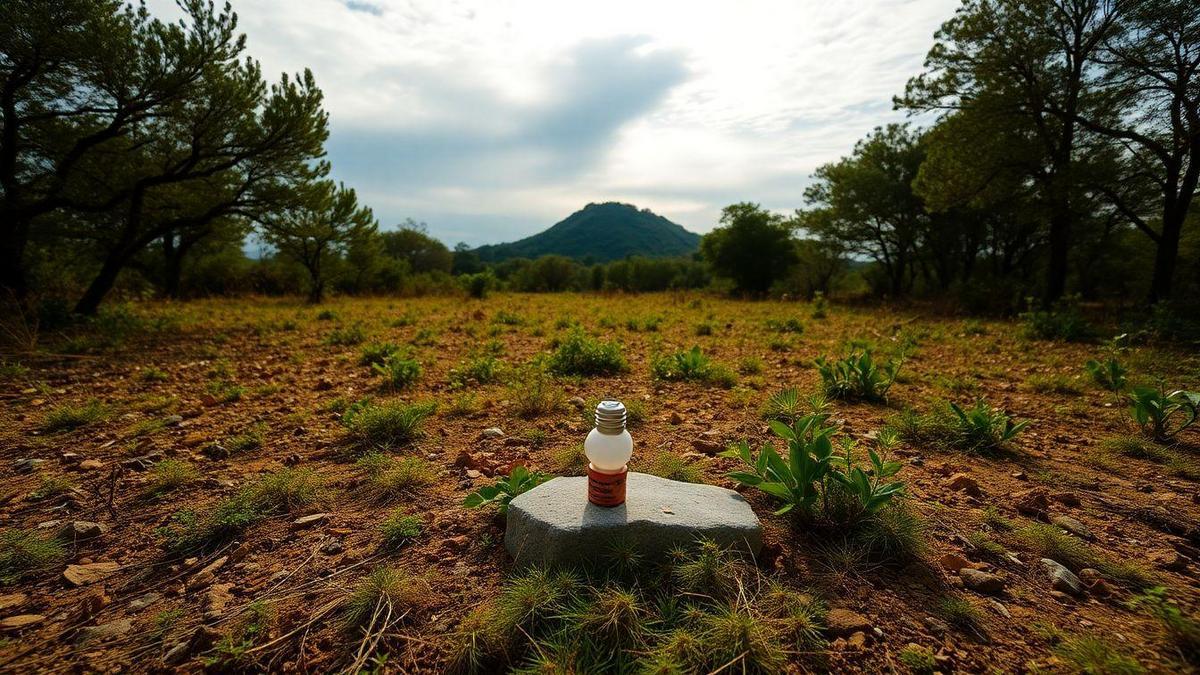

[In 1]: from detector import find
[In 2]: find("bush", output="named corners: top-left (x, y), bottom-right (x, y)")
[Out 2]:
top-left (380, 511), bottom-right (423, 551)
top-left (1020, 295), bottom-right (1093, 342)
top-left (324, 323), bottom-right (367, 346)
top-left (814, 349), bottom-right (900, 402)
top-left (1128, 386), bottom-right (1198, 442)
top-left (359, 342), bottom-right (401, 367)
top-left (547, 330), bottom-right (627, 377)
top-left (372, 354), bottom-right (422, 390)
top-left (448, 353), bottom-right (504, 388)
top-left (507, 367), bottom-right (564, 418)
top-left (0, 529), bottom-right (66, 585)
top-left (343, 401), bottom-right (437, 451)
top-left (42, 399), bottom-right (108, 433)
top-left (650, 347), bottom-right (737, 388)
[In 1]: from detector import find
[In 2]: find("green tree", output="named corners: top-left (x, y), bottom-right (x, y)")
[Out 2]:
top-left (700, 203), bottom-right (797, 295)
top-left (800, 125), bottom-right (926, 296)
top-left (259, 181), bottom-right (376, 303)
top-left (380, 220), bottom-right (452, 274)
top-left (897, 0), bottom-right (1120, 303)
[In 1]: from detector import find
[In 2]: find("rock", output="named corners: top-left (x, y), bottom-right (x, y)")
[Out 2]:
top-left (939, 553), bottom-right (977, 573)
top-left (187, 556), bottom-right (228, 590)
top-left (75, 618), bottom-right (132, 644)
top-left (163, 415), bottom-right (184, 427)
top-left (846, 631), bottom-right (868, 649)
top-left (0, 594), bottom-right (26, 612)
top-left (826, 608), bottom-right (872, 637)
top-left (57, 521), bottom-right (107, 542)
top-left (959, 568), bottom-right (1006, 595)
top-left (291, 513), bottom-right (330, 529)
top-left (568, 396), bottom-right (585, 409)
top-left (505, 472), bottom-right (762, 567)
top-left (314, 378), bottom-right (334, 391)
top-left (14, 458), bottom-right (47, 473)
top-left (670, 411), bottom-right (684, 425)
top-left (1041, 558), bottom-right (1083, 595)
top-left (1051, 491), bottom-right (1081, 507)
top-left (63, 562), bottom-right (119, 586)
top-left (163, 641), bottom-right (192, 665)
top-left (205, 583), bottom-right (235, 615)
top-left (1014, 488), bottom-right (1052, 518)
top-left (987, 599), bottom-right (1011, 618)
top-left (78, 459), bottom-right (104, 471)
top-left (321, 540), bottom-right (344, 555)
top-left (481, 427), bottom-right (504, 439)
top-left (128, 592), bottom-right (161, 612)
top-left (1051, 515), bottom-right (1094, 540)
top-left (947, 473), bottom-right (982, 497)
top-left (1078, 568), bottom-right (1112, 597)
top-left (691, 432), bottom-right (725, 455)
top-left (1, 614), bottom-right (44, 631)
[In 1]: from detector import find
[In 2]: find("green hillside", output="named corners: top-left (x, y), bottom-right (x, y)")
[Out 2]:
top-left (473, 202), bottom-right (701, 262)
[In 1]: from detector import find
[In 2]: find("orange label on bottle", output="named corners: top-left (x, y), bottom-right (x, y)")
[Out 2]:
top-left (587, 464), bottom-right (628, 507)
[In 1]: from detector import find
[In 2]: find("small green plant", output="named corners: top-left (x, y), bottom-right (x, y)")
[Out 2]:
top-left (1127, 587), bottom-right (1198, 663)
top-left (0, 529), bottom-right (66, 585)
top-left (640, 450), bottom-right (702, 483)
top-left (814, 349), bottom-right (901, 402)
top-left (765, 317), bottom-right (804, 333)
top-left (650, 346), bottom-right (737, 388)
top-left (810, 292), bottom-right (828, 319)
top-left (694, 321), bottom-right (714, 336)
top-left (1053, 635), bottom-right (1144, 675)
top-left (359, 342), bottom-right (400, 366)
top-left (380, 511), bottom-right (424, 550)
top-left (372, 354), bottom-right (422, 390)
top-left (947, 400), bottom-right (1029, 452)
top-left (30, 474), bottom-right (76, 500)
top-left (205, 379), bottom-right (245, 403)
top-left (936, 595), bottom-right (983, 633)
top-left (738, 355), bottom-right (764, 375)
top-left (1128, 386), bottom-right (1198, 442)
top-left (143, 460), bottom-right (198, 497)
top-left (449, 353), bottom-right (504, 388)
top-left (760, 386), bottom-right (803, 423)
top-left (343, 401), bottom-right (436, 451)
top-left (325, 323), bottom-right (367, 346)
top-left (1020, 295), bottom-right (1093, 342)
top-left (507, 366), bottom-right (564, 418)
top-left (550, 444), bottom-right (588, 475)
top-left (829, 429), bottom-right (906, 515)
top-left (356, 453), bottom-right (437, 501)
top-left (1085, 356), bottom-right (1127, 393)
top-left (343, 567), bottom-right (433, 629)
top-left (41, 399), bottom-right (108, 432)
top-left (463, 465), bottom-right (552, 515)
top-left (316, 309), bottom-right (337, 321)
top-left (899, 643), bottom-right (938, 673)
top-left (720, 415), bottom-right (838, 517)
top-left (547, 329), bottom-right (627, 377)
top-left (205, 601), bottom-right (273, 670)
top-left (1014, 523), bottom-right (1153, 588)
top-left (140, 367), bottom-right (169, 382)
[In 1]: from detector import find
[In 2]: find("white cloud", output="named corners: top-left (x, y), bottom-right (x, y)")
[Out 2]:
top-left (146, 0), bottom-right (958, 244)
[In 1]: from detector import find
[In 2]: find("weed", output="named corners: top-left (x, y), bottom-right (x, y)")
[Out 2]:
top-left (547, 329), bottom-right (627, 377)
top-left (1020, 296), bottom-right (1093, 342)
top-left (650, 346), bottom-right (737, 388)
top-left (697, 604), bottom-right (785, 672)
top-left (344, 567), bottom-right (433, 629)
top-left (1014, 524), bottom-right (1153, 588)
top-left (550, 445), bottom-right (588, 475)
top-left (464, 465), bottom-right (552, 515)
top-left (765, 316), bottom-right (804, 334)
top-left (1085, 356), bottom-right (1127, 393)
top-left (140, 367), bottom-right (169, 382)
top-left (205, 601), bottom-right (273, 670)
top-left (1053, 635), bottom-right (1144, 674)
top-left (372, 354), bottom-right (422, 390)
top-left (446, 392), bottom-right (481, 417)
top-left (811, 292), bottom-right (829, 319)
top-left (144, 460), bottom-right (198, 497)
top-left (1128, 386), bottom-right (1198, 442)
top-left (356, 453), bottom-right (437, 501)
top-left (359, 342), bottom-right (400, 366)
top-left (694, 321), bottom-right (714, 336)
top-left (946, 400), bottom-right (1028, 451)
top-left (449, 353), bottom-right (504, 388)
top-left (325, 324), bottom-right (367, 346)
top-left (640, 450), bottom-right (702, 483)
top-left (1127, 587), bottom-right (1198, 664)
top-left (508, 367), bottom-right (564, 418)
top-left (343, 400), bottom-right (436, 451)
top-left (42, 399), bottom-right (108, 432)
top-left (671, 539), bottom-right (748, 600)
top-left (815, 349), bottom-right (901, 402)
top-left (738, 355), bottom-right (764, 375)
top-left (899, 643), bottom-right (938, 673)
top-left (316, 309), bottom-right (337, 321)
top-left (30, 474), bottom-right (76, 500)
top-left (0, 529), bottom-right (66, 585)
top-left (936, 595), bottom-right (982, 633)
top-left (1026, 374), bottom-right (1082, 395)
top-left (205, 379), bottom-right (244, 403)
top-left (380, 511), bottom-right (424, 551)
top-left (760, 386), bottom-right (804, 424)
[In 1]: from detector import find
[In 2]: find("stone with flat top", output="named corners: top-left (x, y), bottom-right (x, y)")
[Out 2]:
top-left (505, 472), bottom-right (762, 567)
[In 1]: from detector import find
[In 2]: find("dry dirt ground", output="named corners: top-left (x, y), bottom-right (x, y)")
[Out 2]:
top-left (0, 293), bottom-right (1197, 673)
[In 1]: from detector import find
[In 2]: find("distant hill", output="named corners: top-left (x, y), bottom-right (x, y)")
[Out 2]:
top-left (473, 202), bottom-right (701, 263)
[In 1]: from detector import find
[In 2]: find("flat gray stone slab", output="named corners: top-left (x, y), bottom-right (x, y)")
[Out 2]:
top-left (505, 472), bottom-right (762, 568)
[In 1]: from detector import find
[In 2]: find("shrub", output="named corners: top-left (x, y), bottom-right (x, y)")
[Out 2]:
top-left (899, 643), bottom-right (938, 673)
top-left (507, 367), bottom-right (564, 418)
top-left (42, 399), bottom-right (108, 433)
top-left (359, 342), bottom-right (400, 366)
top-left (946, 400), bottom-right (1029, 452)
top-left (144, 460), bottom-right (198, 497)
top-left (356, 453), bottom-right (437, 501)
top-left (765, 317), bottom-right (804, 334)
top-left (650, 346), bottom-right (737, 388)
top-left (1085, 356), bottom-right (1127, 393)
top-left (0, 529), bottom-right (66, 585)
top-left (1128, 386), bottom-right (1198, 442)
top-left (760, 387), bottom-right (803, 423)
top-left (324, 323), bottom-right (367, 346)
top-left (449, 353), bottom-right (504, 388)
top-left (344, 567), bottom-right (433, 629)
top-left (140, 367), bottom-right (170, 382)
top-left (547, 330), bottom-right (627, 377)
top-left (641, 450), bottom-right (702, 483)
top-left (1020, 295), bottom-right (1093, 342)
top-left (343, 401), bottom-right (436, 451)
top-left (372, 354), bottom-right (422, 390)
top-left (380, 511), bottom-right (423, 551)
top-left (814, 349), bottom-right (900, 402)
top-left (463, 465), bottom-right (552, 515)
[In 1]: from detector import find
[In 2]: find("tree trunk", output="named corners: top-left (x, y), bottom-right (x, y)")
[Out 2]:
top-left (0, 222), bottom-right (28, 300)
top-left (1148, 206), bottom-right (1183, 303)
top-left (1046, 207), bottom-right (1070, 304)
top-left (74, 253), bottom-right (127, 316)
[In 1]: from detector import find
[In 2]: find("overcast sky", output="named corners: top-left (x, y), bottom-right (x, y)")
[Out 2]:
top-left (146, 0), bottom-right (958, 246)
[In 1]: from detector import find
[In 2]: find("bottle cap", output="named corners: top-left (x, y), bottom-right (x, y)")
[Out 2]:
top-left (593, 400), bottom-right (626, 434)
